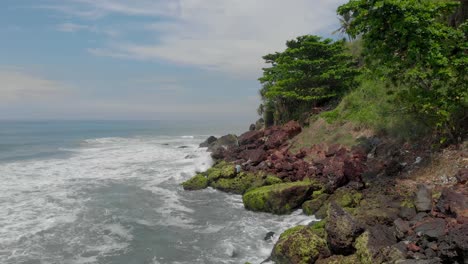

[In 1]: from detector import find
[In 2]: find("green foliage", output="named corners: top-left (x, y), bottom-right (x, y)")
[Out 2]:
top-left (259, 35), bottom-right (360, 124)
top-left (320, 78), bottom-right (430, 140)
top-left (338, 0), bottom-right (468, 142)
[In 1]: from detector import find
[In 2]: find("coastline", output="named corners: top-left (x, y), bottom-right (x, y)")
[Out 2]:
top-left (184, 120), bottom-right (468, 264)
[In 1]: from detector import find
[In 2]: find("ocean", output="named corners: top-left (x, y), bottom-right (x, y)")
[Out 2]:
top-left (0, 121), bottom-right (316, 264)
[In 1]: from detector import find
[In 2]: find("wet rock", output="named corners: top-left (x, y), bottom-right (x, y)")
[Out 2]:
top-left (414, 184), bottom-right (432, 212)
top-left (325, 202), bottom-right (364, 255)
top-left (242, 181), bottom-right (320, 214)
top-left (249, 123), bottom-right (256, 131)
top-left (181, 174), bottom-right (208, 190)
top-left (271, 225), bottom-right (330, 264)
top-left (199, 136), bottom-right (217, 148)
top-left (264, 231), bottom-right (275, 241)
top-left (178, 145), bottom-right (189, 149)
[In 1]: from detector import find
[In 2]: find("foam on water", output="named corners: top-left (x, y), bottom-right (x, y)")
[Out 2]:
top-left (0, 134), bottom-right (317, 264)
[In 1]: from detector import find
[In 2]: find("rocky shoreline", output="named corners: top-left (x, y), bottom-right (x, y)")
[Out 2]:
top-left (182, 121), bottom-right (468, 264)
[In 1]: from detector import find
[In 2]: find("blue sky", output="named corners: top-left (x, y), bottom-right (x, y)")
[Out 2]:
top-left (0, 0), bottom-right (347, 122)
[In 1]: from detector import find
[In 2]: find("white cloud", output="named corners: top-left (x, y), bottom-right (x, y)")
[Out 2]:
top-left (49, 0), bottom-right (346, 77)
top-left (0, 69), bottom-right (70, 102)
top-left (57, 22), bottom-right (90, 32)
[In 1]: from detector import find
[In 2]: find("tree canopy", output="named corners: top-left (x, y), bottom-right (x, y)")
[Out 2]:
top-left (259, 35), bottom-right (360, 124)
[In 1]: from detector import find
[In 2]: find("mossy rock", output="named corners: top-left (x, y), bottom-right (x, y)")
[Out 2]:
top-left (265, 175), bottom-right (283, 185)
top-left (205, 161), bottom-right (236, 182)
top-left (303, 193), bottom-right (330, 216)
top-left (309, 220), bottom-right (327, 239)
top-left (210, 172), bottom-right (264, 194)
top-left (271, 225), bottom-right (330, 264)
top-left (242, 180), bottom-right (321, 214)
top-left (332, 188), bottom-right (362, 208)
top-left (355, 231), bottom-right (373, 264)
top-left (181, 174), bottom-right (208, 190)
top-left (316, 254), bottom-right (359, 264)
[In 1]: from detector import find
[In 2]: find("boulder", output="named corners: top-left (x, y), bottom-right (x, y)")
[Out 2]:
top-left (240, 148), bottom-right (267, 166)
top-left (271, 225), bottom-right (330, 264)
top-left (436, 185), bottom-right (468, 218)
top-left (255, 118), bottom-right (265, 130)
top-left (414, 184), bottom-right (433, 212)
top-left (181, 174), bottom-right (208, 190)
top-left (413, 218), bottom-right (447, 239)
top-left (302, 193), bottom-right (329, 216)
top-left (265, 130), bottom-right (290, 149)
top-left (205, 161), bottom-right (237, 182)
top-left (238, 130), bottom-right (264, 145)
top-left (249, 123), bottom-right (256, 131)
top-left (325, 202), bottom-right (364, 255)
top-left (199, 136), bottom-right (217, 148)
top-left (242, 180), bottom-right (320, 214)
top-left (208, 134), bottom-right (238, 152)
top-left (354, 225), bottom-right (399, 264)
top-left (456, 168), bottom-right (468, 185)
top-left (209, 172), bottom-right (264, 194)
top-left (282, 120), bottom-right (302, 138)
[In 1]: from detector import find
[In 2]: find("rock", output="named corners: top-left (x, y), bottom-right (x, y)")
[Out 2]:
top-left (255, 118), bottom-right (265, 130)
top-left (208, 134), bottom-right (238, 152)
top-left (264, 231), bottom-right (275, 241)
top-left (240, 148), bottom-right (267, 166)
top-left (325, 202), bottom-right (364, 255)
top-left (445, 222), bottom-right (468, 262)
top-left (211, 147), bottom-right (226, 160)
top-left (249, 123), bottom-right (256, 131)
top-left (238, 130), bottom-right (264, 145)
top-left (414, 184), bottom-right (433, 212)
top-left (282, 120), bottom-right (302, 138)
top-left (315, 254), bottom-right (359, 264)
top-left (456, 168), bottom-right (468, 185)
top-left (265, 130), bottom-right (290, 149)
top-left (184, 154), bottom-right (197, 159)
top-left (271, 225), bottom-right (330, 264)
top-left (302, 193), bottom-right (329, 216)
top-left (205, 161), bottom-right (237, 182)
top-left (414, 218), bottom-right (446, 239)
top-left (178, 145), bottom-right (189, 149)
top-left (242, 180), bottom-right (320, 214)
top-left (181, 174), bottom-right (208, 190)
top-left (394, 218), bottom-right (411, 239)
top-left (354, 225), bottom-right (398, 264)
top-left (210, 172), bottom-right (264, 194)
top-left (436, 185), bottom-right (468, 218)
top-left (355, 194), bottom-right (400, 226)
top-left (199, 136), bottom-right (217, 148)
top-left (395, 260), bottom-right (441, 264)
top-left (399, 206), bottom-right (417, 220)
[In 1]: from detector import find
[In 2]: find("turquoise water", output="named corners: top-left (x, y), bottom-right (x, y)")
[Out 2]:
top-left (0, 121), bottom-right (316, 264)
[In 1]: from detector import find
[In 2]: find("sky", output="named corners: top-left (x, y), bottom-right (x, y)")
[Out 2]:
top-left (0, 0), bottom-right (347, 122)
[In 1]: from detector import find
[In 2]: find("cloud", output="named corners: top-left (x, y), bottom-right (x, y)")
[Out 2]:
top-left (48, 0), bottom-right (347, 77)
top-left (57, 22), bottom-right (90, 32)
top-left (0, 68), bottom-right (70, 102)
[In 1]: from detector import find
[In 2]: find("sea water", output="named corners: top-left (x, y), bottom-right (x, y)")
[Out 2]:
top-left (0, 121), bottom-right (317, 264)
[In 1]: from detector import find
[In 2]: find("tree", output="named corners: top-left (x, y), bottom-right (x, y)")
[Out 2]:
top-left (333, 11), bottom-right (354, 41)
top-left (338, 0), bottom-right (468, 143)
top-left (259, 35), bottom-right (360, 124)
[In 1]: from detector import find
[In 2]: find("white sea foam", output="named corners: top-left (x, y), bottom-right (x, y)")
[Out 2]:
top-left (0, 135), bottom-right (210, 263)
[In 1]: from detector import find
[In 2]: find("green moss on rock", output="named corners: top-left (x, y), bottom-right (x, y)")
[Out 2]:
top-left (316, 254), bottom-right (359, 264)
top-left (355, 231), bottom-right (373, 264)
top-left (181, 174), bottom-right (208, 190)
top-left (242, 180), bottom-right (320, 214)
top-left (210, 172), bottom-right (264, 194)
top-left (265, 175), bottom-right (283, 185)
top-left (205, 161), bottom-right (236, 182)
top-left (302, 193), bottom-right (329, 216)
top-left (271, 225), bottom-right (330, 264)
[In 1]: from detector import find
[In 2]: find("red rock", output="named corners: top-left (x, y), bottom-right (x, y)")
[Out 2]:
top-left (238, 130), bottom-right (264, 145)
top-left (282, 120), bottom-right (302, 138)
top-left (436, 185), bottom-right (468, 218)
top-left (407, 243), bottom-right (421, 252)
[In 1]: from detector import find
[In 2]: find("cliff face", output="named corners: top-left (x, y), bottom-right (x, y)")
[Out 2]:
top-left (189, 120), bottom-right (468, 263)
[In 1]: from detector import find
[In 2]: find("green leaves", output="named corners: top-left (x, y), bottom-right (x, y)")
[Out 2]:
top-left (338, 0), bottom-right (467, 143)
top-left (259, 35), bottom-right (360, 124)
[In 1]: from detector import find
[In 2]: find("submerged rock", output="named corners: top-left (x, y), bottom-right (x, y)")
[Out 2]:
top-left (242, 180), bottom-right (320, 214)
top-left (271, 225), bottom-right (330, 264)
top-left (264, 231), bottom-right (275, 241)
